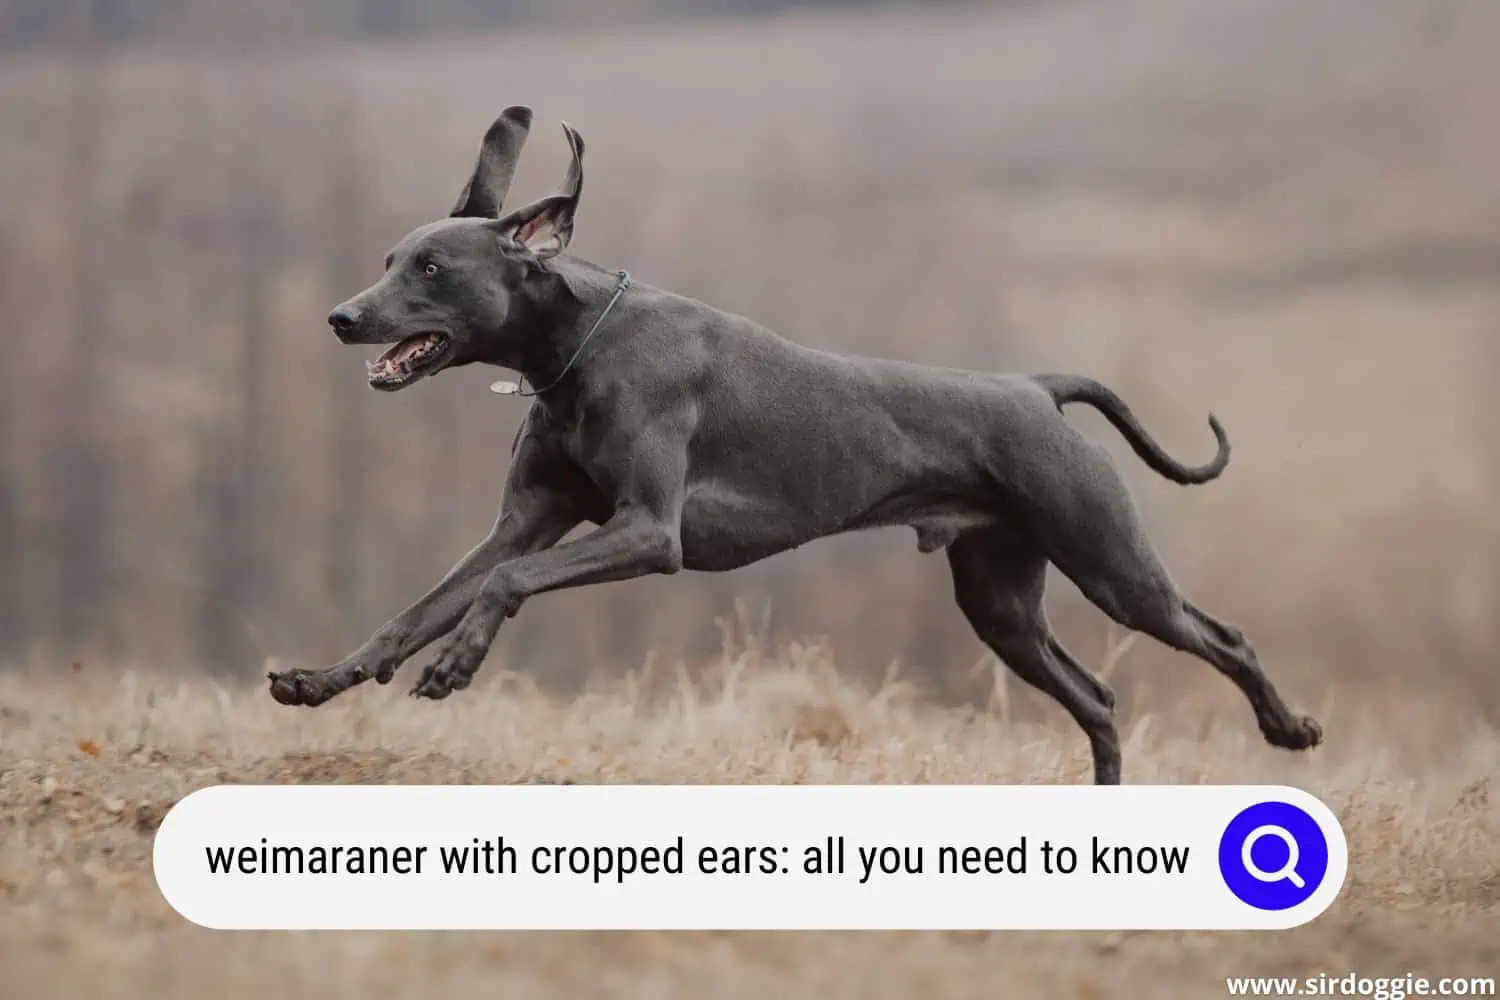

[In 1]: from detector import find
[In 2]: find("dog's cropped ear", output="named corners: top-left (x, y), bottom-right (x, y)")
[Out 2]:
top-left (450, 106), bottom-right (533, 219)
top-left (490, 122), bottom-right (584, 259)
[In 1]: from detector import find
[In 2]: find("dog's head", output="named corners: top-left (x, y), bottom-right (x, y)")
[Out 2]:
top-left (327, 106), bottom-right (585, 391)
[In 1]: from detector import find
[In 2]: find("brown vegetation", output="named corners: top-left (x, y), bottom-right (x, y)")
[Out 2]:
top-left (2, 661), bottom-right (1497, 998)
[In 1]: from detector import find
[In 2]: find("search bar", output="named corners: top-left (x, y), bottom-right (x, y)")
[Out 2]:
top-left (152, 783), bottom-right (1348, 931)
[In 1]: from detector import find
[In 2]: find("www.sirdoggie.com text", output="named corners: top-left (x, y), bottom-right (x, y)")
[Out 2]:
top-left (204, 835), bottom-right (1191, 885)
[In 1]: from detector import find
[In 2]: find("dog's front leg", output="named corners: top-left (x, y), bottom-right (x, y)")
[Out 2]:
top-left (410, 507), bottom-right (681, 700)
top-left (268, 476), bottom-right (581, 707)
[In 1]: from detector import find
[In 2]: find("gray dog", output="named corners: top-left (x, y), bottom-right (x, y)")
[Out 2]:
top-left (268, 106), bottom-right (1322, 784)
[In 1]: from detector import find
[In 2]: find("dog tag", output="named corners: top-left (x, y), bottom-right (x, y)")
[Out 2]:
top-left (489, 380), bottom-right (522, 396)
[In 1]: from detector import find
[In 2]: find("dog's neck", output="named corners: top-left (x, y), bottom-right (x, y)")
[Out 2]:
top-left (482, 258), bottom-right (623, 395)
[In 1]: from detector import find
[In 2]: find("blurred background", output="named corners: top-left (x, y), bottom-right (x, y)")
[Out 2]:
top-left (1, 0), bottom-right (1497, 718)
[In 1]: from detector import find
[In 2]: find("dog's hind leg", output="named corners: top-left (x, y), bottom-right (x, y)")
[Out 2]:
top-left (948, 527), bottom-right (1122, 785)
top-left (1026, 439), bottom-right (1322, 754)
top-left (1169, 598), bottom-right (1322, 750)
top-left (1047, 635), bottom-right (1116, 712)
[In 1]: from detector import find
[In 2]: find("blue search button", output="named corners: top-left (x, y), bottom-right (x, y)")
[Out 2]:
top-left (1218, 800), bottom-right (1330, 911)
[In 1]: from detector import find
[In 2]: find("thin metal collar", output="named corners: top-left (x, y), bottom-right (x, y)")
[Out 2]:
top-left (489, 269), bottom-right (633, 398)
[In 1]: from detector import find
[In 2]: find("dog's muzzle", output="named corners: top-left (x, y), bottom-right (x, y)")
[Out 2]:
top-left (328, 304), bottom-right (365, 344)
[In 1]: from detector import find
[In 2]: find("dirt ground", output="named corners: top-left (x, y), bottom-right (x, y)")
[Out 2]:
top-left (2, 659), bottom-right (1496, 999)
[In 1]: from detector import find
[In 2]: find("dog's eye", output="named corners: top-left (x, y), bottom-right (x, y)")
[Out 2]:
top-left (424, 263), bottom-right (441, 277)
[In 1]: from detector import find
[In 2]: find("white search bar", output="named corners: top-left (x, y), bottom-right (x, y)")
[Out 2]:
top-left (152, 783), bottom-right (1348, 931)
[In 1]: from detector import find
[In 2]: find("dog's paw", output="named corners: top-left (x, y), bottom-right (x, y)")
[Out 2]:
top-left (1264, 714), bottom-right (1323, 752)
top-left (409, 645), bottom-right (482, 701)
top-left (409, 662), bottom-right (474, 701)
top-left (1289, 715), bottom-right (1323, 750)
top-left (409, 662), bottom-right (454, 701)
top-left (410, 619), bottom-right (495, 701)
top-left (267, 668), bottom-right (341, 707)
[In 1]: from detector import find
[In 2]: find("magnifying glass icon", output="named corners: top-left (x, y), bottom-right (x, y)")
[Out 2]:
top-left (1240, 824), bottom-right (1304, 888)
top-left (1221, 800), bottom-right (1332, 911)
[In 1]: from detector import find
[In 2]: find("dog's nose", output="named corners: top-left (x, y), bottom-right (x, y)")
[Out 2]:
top-left (328, 305), bottom-right (362, 339)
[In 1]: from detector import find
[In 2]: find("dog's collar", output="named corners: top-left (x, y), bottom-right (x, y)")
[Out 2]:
top-left (490, 269), bottom-right (632, 398)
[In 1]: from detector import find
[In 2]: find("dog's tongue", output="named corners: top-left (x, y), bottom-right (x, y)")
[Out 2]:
top-left (378, 335), bottom-right (430, 366)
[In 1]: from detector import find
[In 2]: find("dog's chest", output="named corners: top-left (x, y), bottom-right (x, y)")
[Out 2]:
top-left (546, 406), bottom-right (632, 504)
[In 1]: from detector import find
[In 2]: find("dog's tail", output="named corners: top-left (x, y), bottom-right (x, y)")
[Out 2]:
top-left (1033, 374), bottom-right (1230, 485)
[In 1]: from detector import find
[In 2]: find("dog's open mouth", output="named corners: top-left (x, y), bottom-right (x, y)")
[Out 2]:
top-left (366, 332), bottom-right (452, 390)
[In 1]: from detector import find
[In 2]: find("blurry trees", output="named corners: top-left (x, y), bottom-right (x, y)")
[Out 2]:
top-left (320, 98), bottom-right (374, 660)
top-left (0, 234), bottom-right (18, 659)
top-left (196, 154), bottom-right (276, 670)
top-left (193, 6), bottom-right (296, 668)
top-left (0, 0), bottom-right (945, 50)
top-left (50, 0), bottom-right (112, 655)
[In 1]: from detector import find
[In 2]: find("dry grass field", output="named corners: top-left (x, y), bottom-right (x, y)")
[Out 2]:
top-left (1, 657), bottom-right (1498, 999)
